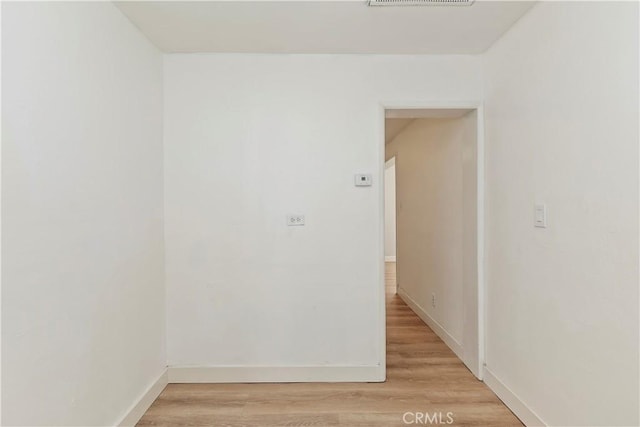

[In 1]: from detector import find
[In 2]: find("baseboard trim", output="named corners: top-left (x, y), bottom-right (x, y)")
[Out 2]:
top-left (385, 256), bottom-right (396, 262)
top-left (397, 287), bottom-right (463, 360)
top-left (116, 369), bottom-right (168, 427)
top-left (483, 367), bottom-right (547, 427)
top-left (168, 365), bottom-right (384, 383)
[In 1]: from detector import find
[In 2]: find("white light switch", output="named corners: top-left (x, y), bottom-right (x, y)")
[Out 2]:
top-left (355, 174), bottom-right (372, 187)
top-left (534, 204), bottom-right (547, 228)
top-left (287, 215), bottom-right (305, 226)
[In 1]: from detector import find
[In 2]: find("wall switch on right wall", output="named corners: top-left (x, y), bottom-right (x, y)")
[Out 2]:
top-left (534, 204), bottom-right (547, 228)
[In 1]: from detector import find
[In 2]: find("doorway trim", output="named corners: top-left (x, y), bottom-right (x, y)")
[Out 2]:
top-left (378, 101), bottom-right (485, 380)
top-left (384, 157), bottom-right (397, 264)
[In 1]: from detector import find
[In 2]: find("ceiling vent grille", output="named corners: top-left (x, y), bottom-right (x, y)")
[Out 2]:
top-left (369, 0), bottom-right (474, 6)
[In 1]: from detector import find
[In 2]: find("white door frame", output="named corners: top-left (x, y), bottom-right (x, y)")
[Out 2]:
top-left (384, 157), bottom-right (397, 264)
top-left (377, 101), bottom-right (485, 381)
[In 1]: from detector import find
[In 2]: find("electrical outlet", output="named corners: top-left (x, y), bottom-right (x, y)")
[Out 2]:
top-left (287, 215), bottom-right (305, 226)
top-left (431, 293), bottom-right (436, 308)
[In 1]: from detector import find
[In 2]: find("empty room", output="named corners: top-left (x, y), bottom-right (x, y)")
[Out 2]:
top-left (2, 1), bottom-right (638, 426)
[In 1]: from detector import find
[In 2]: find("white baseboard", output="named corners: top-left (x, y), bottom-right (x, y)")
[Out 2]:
top-left (117, 369), bottom-right (168, 427)
top-left (397, 287), bottom-right (464, 360)
top-left (483, 367), bottom-right (546, 427)
top-left (385, 256), bottom-right (396, 262)
top-left (168, 365), bottom-right (384, 383)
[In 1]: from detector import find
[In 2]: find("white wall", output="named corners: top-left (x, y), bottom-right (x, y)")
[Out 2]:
top-left (164, 54), bottom-right (481, 375)
top-left (483, 2), bottom-right (639, 426)
top-left (2, 3), bottom-right (165, 425)
top-left (384, 158), bottom-right (396, 260)
top-left (385, 115), bottom-right (477, 370)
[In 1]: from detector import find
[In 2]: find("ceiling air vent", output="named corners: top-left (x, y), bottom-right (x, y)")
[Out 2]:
top-left (369, 0), bottom-right (474, 6)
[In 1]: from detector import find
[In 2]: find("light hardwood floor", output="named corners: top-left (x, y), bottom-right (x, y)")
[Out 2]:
top-left (138, 263), bottom-right (522, 426)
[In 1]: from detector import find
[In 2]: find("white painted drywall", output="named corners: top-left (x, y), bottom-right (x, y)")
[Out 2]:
top-left (385, 115), bottom-right (477, 360)
top-left (2, 3), bottom-right (165, 425)
top-left (460, 110), bottom-right (480, 378)
top-left (483, 2), bottom-right (639, 425)
top-left (384, 158), bottom-right (396, 260)
top-left (163, 54), bottom-right (482, 372)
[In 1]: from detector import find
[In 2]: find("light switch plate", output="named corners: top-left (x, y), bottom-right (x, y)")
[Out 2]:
top-left (355, 174), bottom-right (372, 187)
top-left (534, 204), bottom-right (547, 228)
top-left (287, 215), bottom-right (305, 226)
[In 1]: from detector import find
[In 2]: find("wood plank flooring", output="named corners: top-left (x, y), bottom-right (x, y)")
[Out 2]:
top-left (138, 263), bottom-right (522, 426)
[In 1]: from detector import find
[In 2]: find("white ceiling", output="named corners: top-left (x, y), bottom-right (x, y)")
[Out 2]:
top-left (115, 1), bottom-right (535, 54)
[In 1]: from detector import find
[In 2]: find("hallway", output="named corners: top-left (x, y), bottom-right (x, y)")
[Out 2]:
top-left (137, 263), bottom-right (521, 426)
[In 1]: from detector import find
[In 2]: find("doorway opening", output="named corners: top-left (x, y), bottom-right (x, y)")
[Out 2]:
top-left (382, 106), bottom-right (484, 380)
